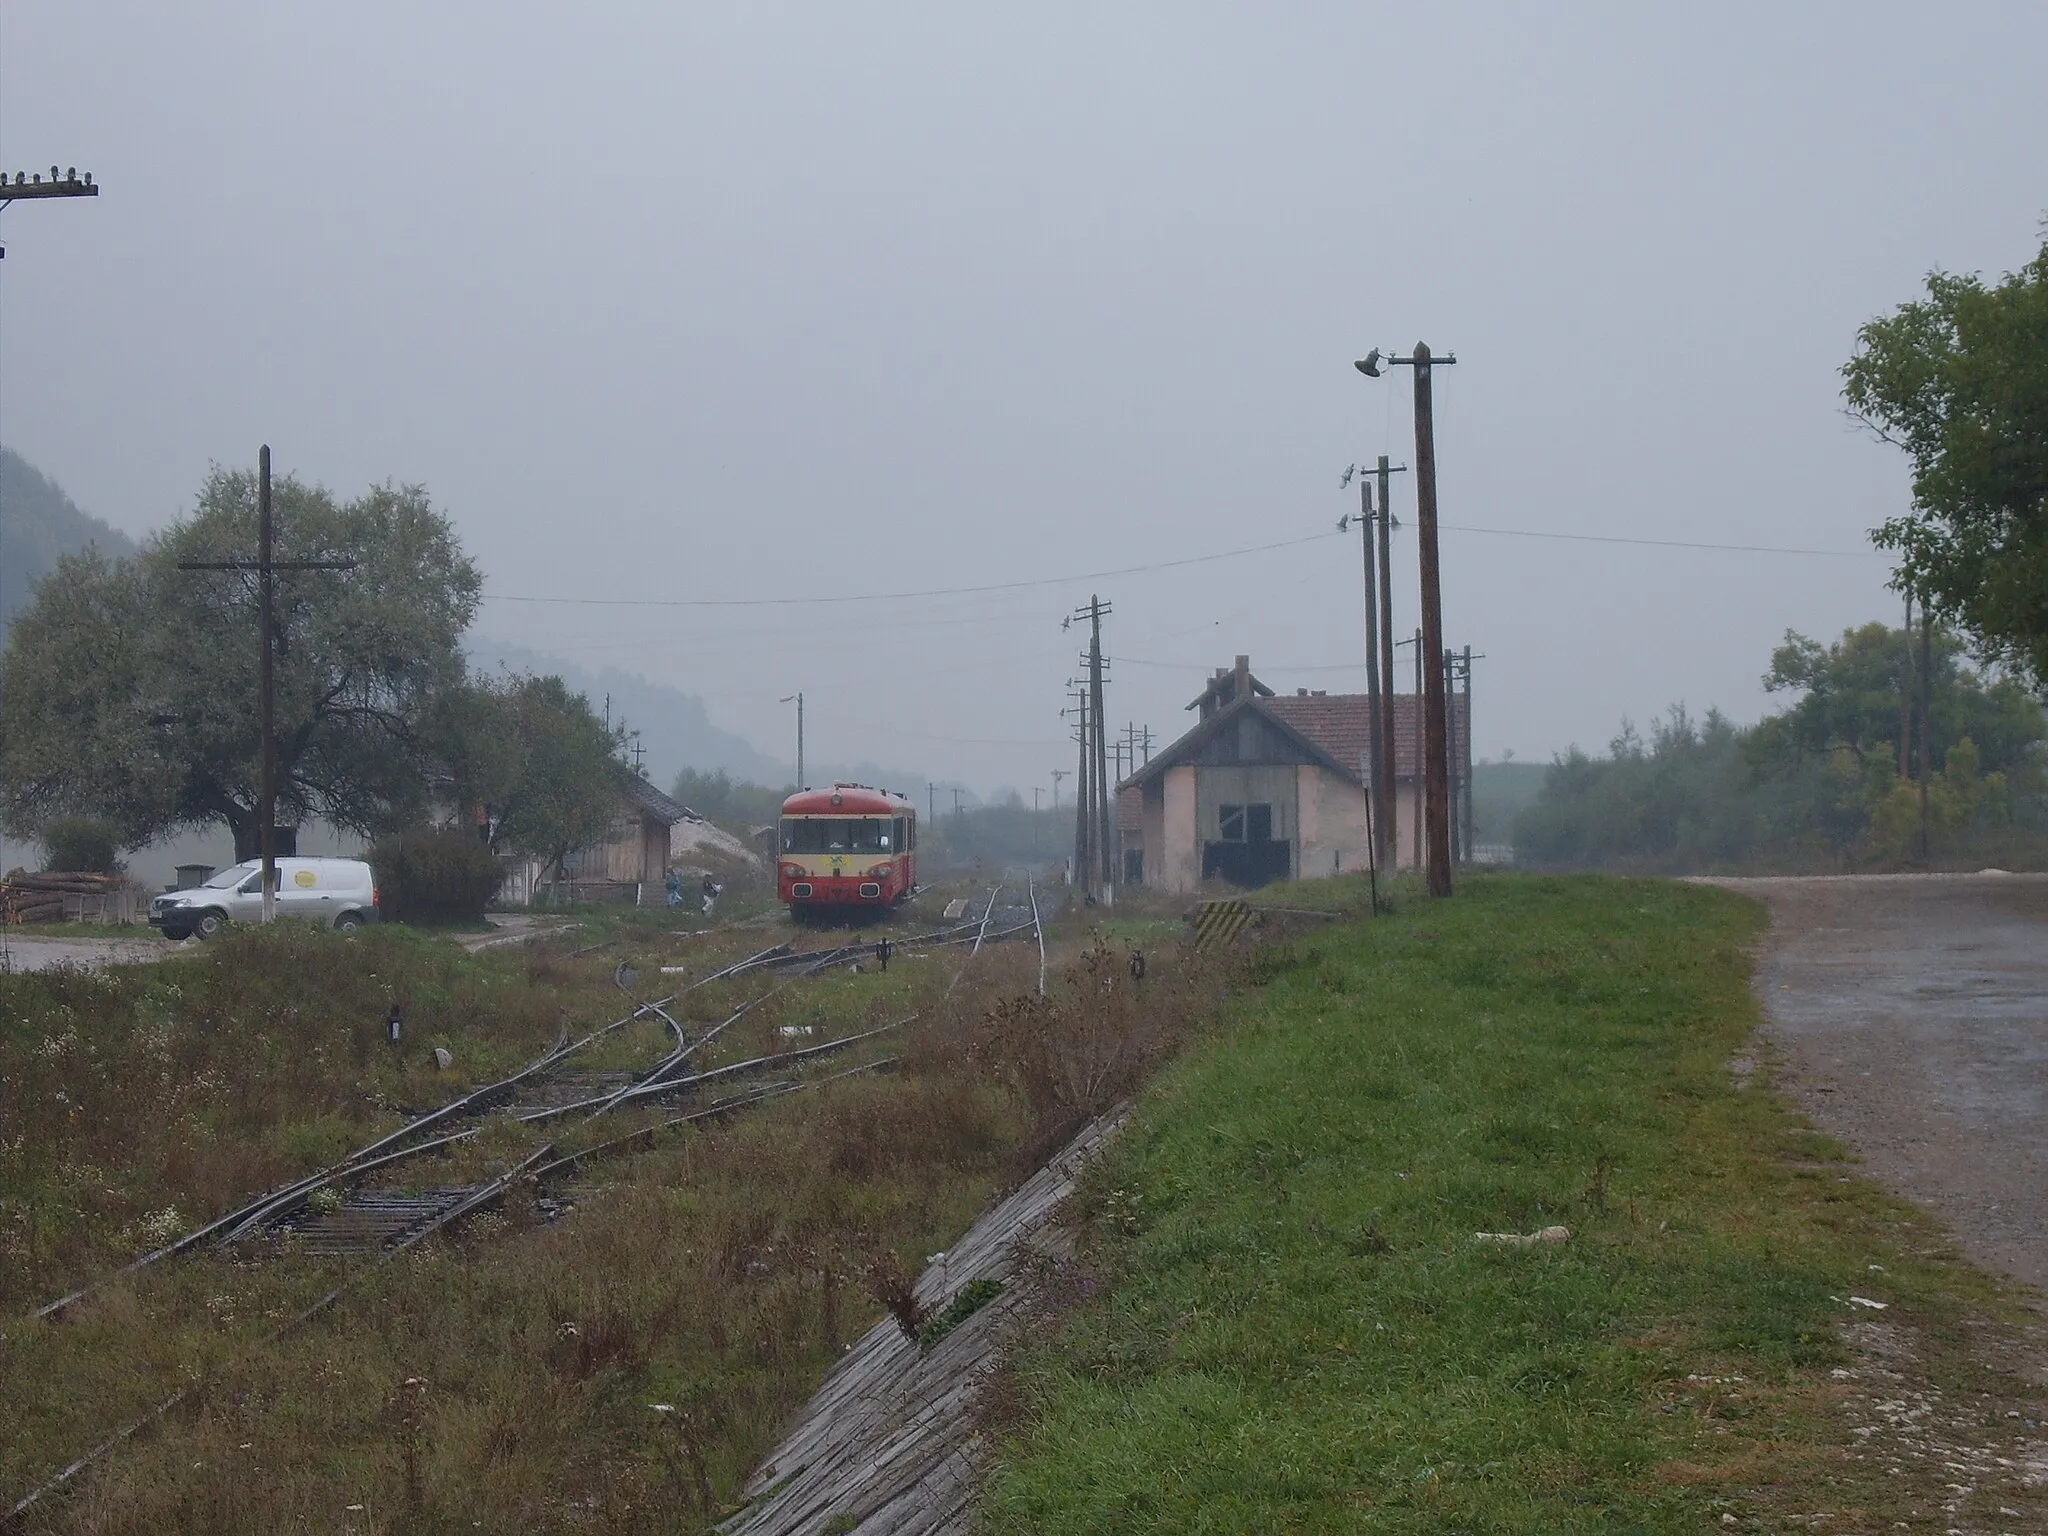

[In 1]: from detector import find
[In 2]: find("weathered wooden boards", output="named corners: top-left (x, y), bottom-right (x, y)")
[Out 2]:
top-left (1, 869), bottom-right (133, 924)
top-left (722, 1109), bottom-right (1125, 1536)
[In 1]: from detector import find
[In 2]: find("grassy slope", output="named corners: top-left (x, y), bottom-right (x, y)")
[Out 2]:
top-left (983, 875), bottom-right (2032, 1533)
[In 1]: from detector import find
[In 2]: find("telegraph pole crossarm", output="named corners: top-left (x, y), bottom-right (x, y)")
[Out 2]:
top-left (177, 446), bottom-right (356, 922)
top-left (0, 168), bottom-right (99, 204)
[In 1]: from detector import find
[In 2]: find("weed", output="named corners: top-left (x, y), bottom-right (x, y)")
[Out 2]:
top-left (917, 1277), bottom-right (1005, 1349)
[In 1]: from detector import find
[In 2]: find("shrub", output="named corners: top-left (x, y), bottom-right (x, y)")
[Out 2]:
top-left (368, 827), bottom-right (503, 924)
top-left (40, 817), bottom-right (122, 874)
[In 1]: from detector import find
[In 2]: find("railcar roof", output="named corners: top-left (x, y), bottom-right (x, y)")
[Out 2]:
top-left (780, 783), bottom-right (914, 816)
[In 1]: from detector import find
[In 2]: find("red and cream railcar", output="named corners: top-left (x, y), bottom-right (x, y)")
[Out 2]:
top-left (777, 783), bottom-right (918, 913)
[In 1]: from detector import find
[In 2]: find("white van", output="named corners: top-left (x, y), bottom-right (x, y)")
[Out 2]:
top-left (149, 857), bottom-right (379, 940)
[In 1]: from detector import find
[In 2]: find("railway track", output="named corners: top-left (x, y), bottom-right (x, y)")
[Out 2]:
top-left (7, 888), bottom-right (1051, 1523)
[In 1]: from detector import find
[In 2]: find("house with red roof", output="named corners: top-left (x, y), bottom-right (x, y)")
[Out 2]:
top-left (1116, 655), bottom-right (1467, 893)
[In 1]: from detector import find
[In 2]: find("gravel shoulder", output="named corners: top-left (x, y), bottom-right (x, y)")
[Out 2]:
top-left (1707, 872), bottom-right (2048, 1293)
top-left (0, 934), bottom-right (179, 971)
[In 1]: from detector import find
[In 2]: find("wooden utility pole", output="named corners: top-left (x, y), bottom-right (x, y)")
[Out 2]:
top-left (1050, 768), bottom-right (1068, 811)
top-left (178, 447), bottom-right (355, 920)
top-left (1384, 345), bottom-right (1457, 896)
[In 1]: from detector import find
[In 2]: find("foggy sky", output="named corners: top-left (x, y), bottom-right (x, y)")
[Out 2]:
top-left (4, 2), bottom-right (2044, 799)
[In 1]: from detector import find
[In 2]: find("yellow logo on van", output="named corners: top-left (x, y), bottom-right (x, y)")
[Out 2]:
top-left (293, 869), bottom-right (317, 888)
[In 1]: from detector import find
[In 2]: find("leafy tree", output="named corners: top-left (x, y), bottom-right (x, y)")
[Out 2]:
top-left (470, 674), bottom-right (621, 899)
top-left (1752, 621), bottom-right (2045, 778)
top-left (1517, 619), bottom-right (2048, 872)
top-left (39, 817), bottom-right (122, 874)
top-left (0, 467), bottom-right (479, 857)
top-left (669, 767), bottom-right (791, 829)
top-left (1844, 231), bottom-right (2048, 680)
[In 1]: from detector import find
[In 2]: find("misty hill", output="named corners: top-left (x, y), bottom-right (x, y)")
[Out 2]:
top-left (466, 638), bottom-right (791, 786)
top-left (1, 448), bottom-right (135, 629)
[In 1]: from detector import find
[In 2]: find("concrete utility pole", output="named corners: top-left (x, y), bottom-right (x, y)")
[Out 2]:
top-left (1067, 679), bottom-right (1090, 890)
top-left (780, 692), bottom-right (804, 788)
top-left (1411, 629), bottom-right (1423, 867)
top-left (1899, 593), bottom-right (1914, 779)
top-left (1461, 644), bottom-right (1478, 862)
top-left (1087, 596), bottom-right (1114, 903)
top-left (927, 782), bottom-right (937, 823)
top-left (1919, 609), bottom-right (1933, 862)
top-left (1376, 456), bottom-right (1402, 866)
top-left (1362, 345), bottom-right (1458, 896)
top-left (1340, 471), bottom-right (1386, 868)
top-left (178, 446), bottom-right (355, 920)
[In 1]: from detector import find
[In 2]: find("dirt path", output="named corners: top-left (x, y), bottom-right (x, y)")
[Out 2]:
top-left (1710, 873), bottom-right (2048, 1293)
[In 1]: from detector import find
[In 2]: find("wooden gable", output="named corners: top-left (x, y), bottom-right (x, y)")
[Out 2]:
top-left (1186, 708), bottom-right (1324, 769)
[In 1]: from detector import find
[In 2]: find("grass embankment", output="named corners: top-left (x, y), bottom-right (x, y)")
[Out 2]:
top-left (984, 875), bottom-right (2041, 1533)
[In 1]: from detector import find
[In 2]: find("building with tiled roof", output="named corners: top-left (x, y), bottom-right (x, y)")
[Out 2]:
top-left (1117, 656), bottom-right (1468, 893)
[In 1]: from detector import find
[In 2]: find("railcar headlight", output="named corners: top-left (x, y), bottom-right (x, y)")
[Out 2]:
top-left (781, 864), bottom-right (803, 878)
top-left (866, 864), bottom-right (891, 877)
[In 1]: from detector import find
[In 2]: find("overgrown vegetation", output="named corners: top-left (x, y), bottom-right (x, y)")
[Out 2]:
top-left (1516, 620), bottom-right (2048, 871)
top-left (0, 883), bottom-right (1227, 1531)
top-left (982, 875), bottom-right (2042, 1532)
top-left (366, 826), bottom-right (504, 924)
top-left (0, 925), bottom-right (578, 1304)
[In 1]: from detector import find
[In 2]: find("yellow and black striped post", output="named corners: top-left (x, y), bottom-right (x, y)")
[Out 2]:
top-left (1192, 899), bottom-right (1255, 951)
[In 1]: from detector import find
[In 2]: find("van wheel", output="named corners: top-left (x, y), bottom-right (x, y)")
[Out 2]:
top-left (194, 910), bottom-right (226, 940)
top-left (334, 912), bottom-right (363, 933)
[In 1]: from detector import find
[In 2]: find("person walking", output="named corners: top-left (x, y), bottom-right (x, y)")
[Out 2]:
top-left (664, 867), bottom-right (684, 908)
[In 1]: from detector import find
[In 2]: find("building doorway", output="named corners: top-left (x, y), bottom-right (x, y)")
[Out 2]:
top-left (1202, 802), bottom-right (1291, 887)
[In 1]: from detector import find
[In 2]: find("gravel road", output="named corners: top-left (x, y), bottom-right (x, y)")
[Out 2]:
top-left (0, 934), bottom-right (178, 971)
top-left (1711, 873), bottom-right (2048, 1292)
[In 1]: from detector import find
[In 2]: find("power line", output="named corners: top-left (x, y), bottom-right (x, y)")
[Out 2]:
top-left (1439, 522), bottom-right (1882, 558)
top-left (480, 519), bottom-right (1883, 616)
top-left (480, 531), bottom-right (1339, 609)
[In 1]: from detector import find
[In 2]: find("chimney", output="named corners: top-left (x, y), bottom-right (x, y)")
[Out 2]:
top-left (1234, 655), bottom-right (1251, 700)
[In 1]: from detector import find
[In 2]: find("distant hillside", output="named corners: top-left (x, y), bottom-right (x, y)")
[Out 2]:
top-left (466, 637), bottom-right (795, 787)
top-left (0, 448), bottom-right (135, 629)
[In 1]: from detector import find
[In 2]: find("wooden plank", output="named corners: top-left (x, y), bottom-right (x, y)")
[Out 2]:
top-left (721, 1110), bottom-right (1124, 1536)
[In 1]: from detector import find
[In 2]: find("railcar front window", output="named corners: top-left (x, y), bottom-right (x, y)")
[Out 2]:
top-left (781, 818), bottom-right (894, 853)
